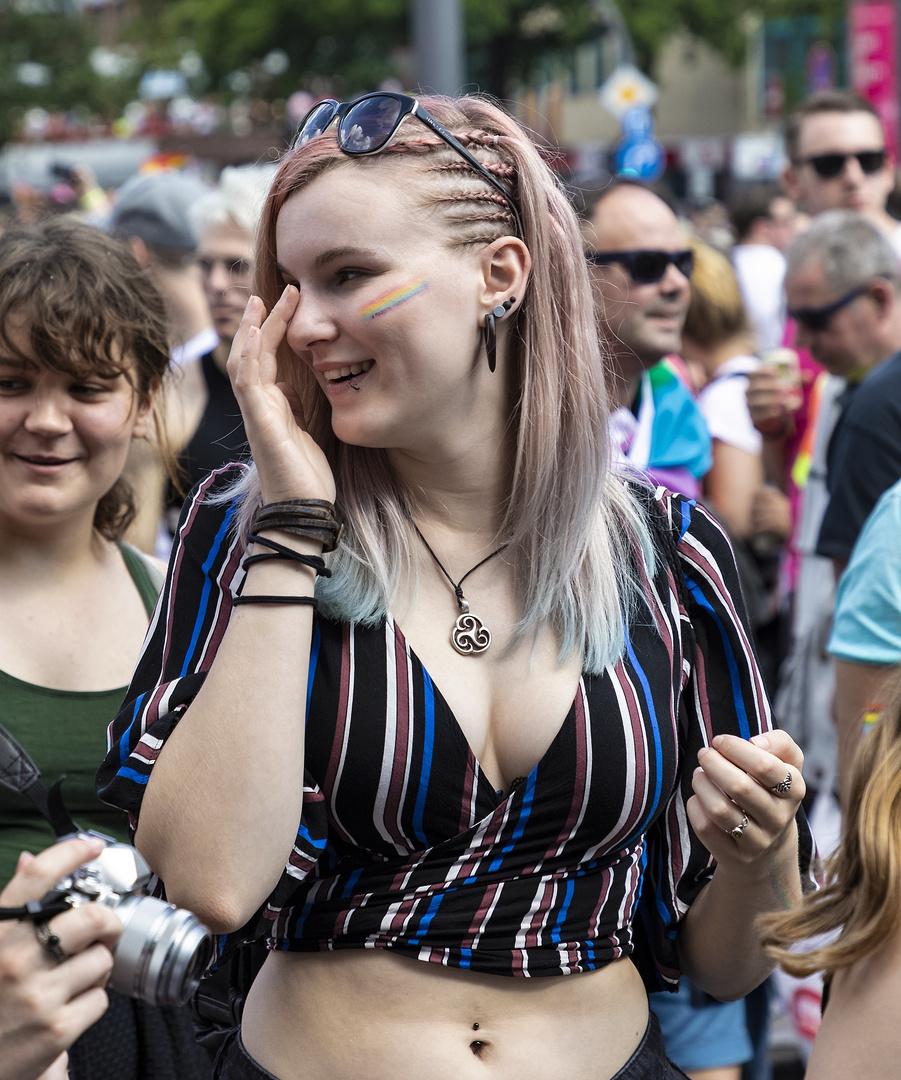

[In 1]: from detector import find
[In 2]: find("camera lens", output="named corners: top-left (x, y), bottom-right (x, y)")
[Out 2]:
top-left (107, 894), bottom-right (214, 1007)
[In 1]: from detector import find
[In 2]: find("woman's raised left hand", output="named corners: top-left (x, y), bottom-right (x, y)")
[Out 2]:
top-left (688, 730), bottom-right (805, 869)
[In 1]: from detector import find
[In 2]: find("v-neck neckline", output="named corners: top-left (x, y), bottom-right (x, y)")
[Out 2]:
top-left (391, 618), bottom-right (581, 802)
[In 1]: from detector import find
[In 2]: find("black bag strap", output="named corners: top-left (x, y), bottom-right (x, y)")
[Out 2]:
top-left (0, 722), bottom-right (80, 837)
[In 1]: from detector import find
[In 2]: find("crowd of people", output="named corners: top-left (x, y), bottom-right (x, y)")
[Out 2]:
top-left (0, 85), bottom-right (899, 1080)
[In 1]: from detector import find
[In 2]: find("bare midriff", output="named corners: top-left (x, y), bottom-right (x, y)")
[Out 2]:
top-left (240, 949), bottom-right (650, 1080)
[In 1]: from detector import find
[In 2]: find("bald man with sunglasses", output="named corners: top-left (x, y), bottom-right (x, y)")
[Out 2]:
top-left (575, 179), bottom-right (711, 500)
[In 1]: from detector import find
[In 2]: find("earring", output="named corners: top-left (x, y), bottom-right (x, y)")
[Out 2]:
top-left (482, 296), bottom-right (516, 373)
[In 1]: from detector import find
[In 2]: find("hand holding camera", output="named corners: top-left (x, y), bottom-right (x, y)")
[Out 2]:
top-left (0, 836), bottom-right (121, 1080)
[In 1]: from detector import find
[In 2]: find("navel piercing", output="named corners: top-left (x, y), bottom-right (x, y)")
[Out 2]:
top-left (473, 1022), bottom-right (480, 1030)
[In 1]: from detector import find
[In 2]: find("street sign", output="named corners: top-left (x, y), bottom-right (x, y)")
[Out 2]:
top-left (598, 64), bottom-right (658, 120)
top-left (620, 106), bottom-right (654, 142)
top-left (614, 137), bottom-right (665, 181)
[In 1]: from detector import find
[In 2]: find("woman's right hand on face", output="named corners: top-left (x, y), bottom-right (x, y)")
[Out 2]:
top-left (228, 289), bottom-right (337, 505)
top-left (0, 836), bottom-right (123, 1080)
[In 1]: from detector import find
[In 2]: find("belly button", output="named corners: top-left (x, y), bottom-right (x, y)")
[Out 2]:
top-left (470, 1040), bottom-right (485, 1056)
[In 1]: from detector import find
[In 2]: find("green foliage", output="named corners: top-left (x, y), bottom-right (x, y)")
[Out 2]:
top-left (619, 0), bottom-right (846, 71)
top-left (0, 0), bottom-right (854, 151)
top-left (0, 10), bottom-right (135, 144)
top-left (159, 0), bottom-right (408, 98)
top-left (465, 0), bottom-right (606, 97)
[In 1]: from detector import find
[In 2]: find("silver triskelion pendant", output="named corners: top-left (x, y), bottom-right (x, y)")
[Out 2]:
top-left (451, 600), bottom-right (491, 655)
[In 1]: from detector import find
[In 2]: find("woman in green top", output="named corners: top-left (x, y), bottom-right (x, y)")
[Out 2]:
top-left (0, 217), bottom-right (209, 1080)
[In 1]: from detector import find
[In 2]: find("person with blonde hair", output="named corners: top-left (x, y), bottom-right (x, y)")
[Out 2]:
top-left (98, 93), bottom-right (814, 1079)
top-left (681, 238), bottom-right (765, 543)
top-left (761, 670), bottom-right (901, 1078)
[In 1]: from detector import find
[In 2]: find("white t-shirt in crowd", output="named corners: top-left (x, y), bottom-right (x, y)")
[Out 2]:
top-left (731, 244), bottom-right (786, 354)
top-left (697, 355), bottom-right (762, 456)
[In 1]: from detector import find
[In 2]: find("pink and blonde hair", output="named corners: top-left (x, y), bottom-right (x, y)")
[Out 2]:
top-left (227, 94), bottom-right (652, 672)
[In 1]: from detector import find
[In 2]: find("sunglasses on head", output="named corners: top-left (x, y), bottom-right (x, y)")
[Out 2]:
top-left (291, 91), bottom-right (523, 238)
top-left (787, 280), bottom-right (877, 332)
top-left (800, 149), bottom-right (886, 178)
top-left (586, 249), bottom-right (694, 284)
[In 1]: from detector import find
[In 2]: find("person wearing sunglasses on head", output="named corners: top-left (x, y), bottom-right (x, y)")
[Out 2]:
top-left (572, 178), bottom-right (711, 502)
top-left (98, 93), bottom-right (814, 1080)
top-left (782, 89), bottom-right (901, 256)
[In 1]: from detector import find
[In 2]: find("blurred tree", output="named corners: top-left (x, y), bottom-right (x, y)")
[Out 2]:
top-left (151, 0), bottom-right (848, 99)
top-left (0, 9), bottom-right (135, 145)
top-left (0, 0), bottom-right (851, 150)
top-left (464, 0), bottom-right (608, 98)
top-left (151, 0), bottom-right (408, 100)
top-left (619, 0), bottom-right (845, 71)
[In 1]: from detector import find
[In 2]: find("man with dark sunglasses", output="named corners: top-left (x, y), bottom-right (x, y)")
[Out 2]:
top-left (572, 178), bottom-right (711, 501)
top-left (782, 211), bottom-right (901, 575)
top-left (781, 210), bottom-right (901, 830)
top-left (782, 90), bottom-right (901, 255)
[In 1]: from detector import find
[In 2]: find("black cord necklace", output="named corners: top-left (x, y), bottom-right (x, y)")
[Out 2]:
top-left (411, 522), bottom-right (508, 655)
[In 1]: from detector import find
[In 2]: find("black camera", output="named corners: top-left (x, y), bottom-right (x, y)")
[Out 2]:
top-left (51, 831), bottom-right (213, 1007)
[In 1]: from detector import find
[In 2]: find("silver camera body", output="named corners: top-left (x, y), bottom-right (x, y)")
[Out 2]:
top-left (57, 831), bottom-right (213, 1007)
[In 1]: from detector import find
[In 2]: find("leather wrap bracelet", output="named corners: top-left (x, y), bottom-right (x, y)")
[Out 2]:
top-left (251, 500), bottom-right (344, 553)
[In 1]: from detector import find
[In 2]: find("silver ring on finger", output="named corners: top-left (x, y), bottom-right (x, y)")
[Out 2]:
top-left (728, 813), bottom-right (750, 840)
top-left (772, 770), bottom-right (793, 796)
top-left (34, 921), bottom-right (67, 964)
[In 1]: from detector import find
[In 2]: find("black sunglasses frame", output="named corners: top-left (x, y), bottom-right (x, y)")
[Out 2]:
top-left (585, 248), bottom-right (694, 284)
top-left (799, 149), bottom-right (887, 178)
top-left (787, 280), bottom-right (876, 332)
top-left (292, 92), bottom-right (524, 238)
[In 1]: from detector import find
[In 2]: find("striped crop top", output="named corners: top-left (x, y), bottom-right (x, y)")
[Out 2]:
top-left (97, 466), bottom-right (815, 990)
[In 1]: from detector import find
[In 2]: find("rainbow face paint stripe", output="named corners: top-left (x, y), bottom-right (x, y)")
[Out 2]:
top-left (359, 278), bottom-right (429, 320)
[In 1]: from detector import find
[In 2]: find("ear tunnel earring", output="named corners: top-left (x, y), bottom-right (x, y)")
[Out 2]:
top-left (483, 296), bottom-right (517, 373)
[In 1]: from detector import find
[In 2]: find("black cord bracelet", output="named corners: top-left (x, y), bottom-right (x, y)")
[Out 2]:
top-left (232, 595), bottom-right (318, 607)
top-left (246, 533), bottom-right (331, 577)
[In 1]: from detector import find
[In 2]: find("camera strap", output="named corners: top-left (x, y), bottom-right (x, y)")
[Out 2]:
top-left (0, 721), bottom-right (80, 837)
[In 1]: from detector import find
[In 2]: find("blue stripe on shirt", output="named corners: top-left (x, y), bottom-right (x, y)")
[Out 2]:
top-left (180, 500), bottom-right (236, 678)
top-left (412, 669), bottom-right (436, 845)
top-left (686, 577), bottom-right (750, 740)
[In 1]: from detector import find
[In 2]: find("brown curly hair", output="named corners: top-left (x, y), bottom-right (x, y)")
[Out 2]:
top-left (0, 217), bottom-right (172, 539)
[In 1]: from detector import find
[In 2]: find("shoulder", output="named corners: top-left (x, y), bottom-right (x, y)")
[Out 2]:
top-left (172, 462), bottom-right (251, 545)
top-left (118, 541), bottom-right (167, 589)
top-left (830, 480), bottom-right (901, 662)
top-left (636, 486), bottom-right (734, 569)
top-left (698, 361), bottom-right (754, 409)
top-left (698, 359), bottom-right (762, 453)
top-left (848, 353), bottom-right (901, 417)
